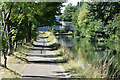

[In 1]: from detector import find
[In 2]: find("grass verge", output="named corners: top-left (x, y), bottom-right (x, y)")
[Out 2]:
top-left (43, 31), bottom-right (89, 78)
top-left (1, 44), bottom-right (32, 79)
top-left (43, 31), bottom-right (120, 78)
top-left (43, 31), bottom-right (119, 78)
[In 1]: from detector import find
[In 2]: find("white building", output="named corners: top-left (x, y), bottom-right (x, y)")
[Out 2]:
top-left (60, 21), bottom-right (73, 30)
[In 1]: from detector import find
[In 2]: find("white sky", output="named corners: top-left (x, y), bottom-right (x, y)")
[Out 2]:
top-left (61, 0), bottom-right (80, 13)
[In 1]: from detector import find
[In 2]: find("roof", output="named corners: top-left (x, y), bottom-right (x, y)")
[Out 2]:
top-left (60, 21), bottom-right (73, 26)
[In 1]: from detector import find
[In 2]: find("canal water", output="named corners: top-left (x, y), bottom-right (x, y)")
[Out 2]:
top-left (55, 34), bottom-right (120, 78)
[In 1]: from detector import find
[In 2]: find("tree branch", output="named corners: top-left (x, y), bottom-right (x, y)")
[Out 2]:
top-left (7, 4), bottom-right (13, 21)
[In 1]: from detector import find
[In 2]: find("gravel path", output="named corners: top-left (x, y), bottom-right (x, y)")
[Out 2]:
top-left (22, 34), bottom-right (68, 79)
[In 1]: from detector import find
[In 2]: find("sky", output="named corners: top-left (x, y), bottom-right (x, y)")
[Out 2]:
top-left (61, 0), bottom-right (80, 13)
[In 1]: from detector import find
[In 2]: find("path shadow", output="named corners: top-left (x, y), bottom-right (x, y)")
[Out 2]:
top-left (33, 43), bottom-right (61, 51)
top-left (33, 44), bottom-right (51, 48)
top-left (31, 48), bottom-right (53, 51)
top-left (36, 41), bottom-right (48, 43)
top-left (50, 74), bottom-right (66, 77)
top-left (22, 75), bottom-right (69, 80)
top-left (53, 71), bottom-right (69, 74)
top-left (55, 33), bottom-right (73, 36)
top-left (28, 60), bottom-right (58, 64)
top-left (28, 60), bottom-right (66, 64)
top-left (38, 36), bottom-right (48, 39)
top-left (27, 54), bottom-right (55, 58)
top-left (12, 54), bottom-right (28, 62)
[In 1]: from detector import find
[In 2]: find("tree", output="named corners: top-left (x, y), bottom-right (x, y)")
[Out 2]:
top-left (1, 2), bottom-right (63, 67)
top-left (86, 2), bottom-right (120, 40)
top-left (87, 2), bottom-right (120, 25)
top-left (35, 2), bottom-right (62, 26)
top-left (62, 3), bottom-right (76, 21)
top-left (72, 3), bottom-right (88, 37)
top-left (2, 28), bottom-right (8, 67)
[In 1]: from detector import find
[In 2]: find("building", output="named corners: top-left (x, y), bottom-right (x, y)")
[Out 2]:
top-left (60, 21), bottom-right (73, 31)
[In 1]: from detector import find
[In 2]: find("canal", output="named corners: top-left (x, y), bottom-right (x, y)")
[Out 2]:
top-left (55, 34), bottom-right (120, 78)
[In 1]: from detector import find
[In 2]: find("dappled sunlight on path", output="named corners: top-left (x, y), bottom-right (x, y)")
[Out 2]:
top-left (22, 34), bottom-right (69, 78)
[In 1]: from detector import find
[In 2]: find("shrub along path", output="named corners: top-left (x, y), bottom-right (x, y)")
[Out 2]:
top-left (22, 34), bottom-right (68, 79)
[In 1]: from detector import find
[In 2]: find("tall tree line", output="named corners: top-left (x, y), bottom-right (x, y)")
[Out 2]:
top-left (72, 2), bottom-right (120, 42)
top-left (1, 2), bottom-right (62, 67)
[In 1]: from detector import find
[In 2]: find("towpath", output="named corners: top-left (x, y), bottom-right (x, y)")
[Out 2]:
top-left (22, 34), bottom-right (68, 79)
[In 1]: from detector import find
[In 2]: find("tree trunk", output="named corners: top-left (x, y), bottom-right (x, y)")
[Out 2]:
top-left (7, 25), bottom-right (13, 54)
top-left (6, 4), bottom-right (13, 54)
top-left (28, 22), bottom-right (32, 43)
top-left (3, 53), bottom-right (7, 68)
top-left (9, 40), bottom-right (13, 53)
top-left (26, 37), bottom-right (28, 43)
top-left (14, 40), bottom-right (17, 51)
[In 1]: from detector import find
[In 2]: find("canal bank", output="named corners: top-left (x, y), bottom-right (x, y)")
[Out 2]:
top-left (43, 31), bottom-right (120, 78)
top-left (43, 31), bottom-right (106, 78)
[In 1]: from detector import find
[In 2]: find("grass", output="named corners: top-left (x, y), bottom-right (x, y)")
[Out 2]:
top-left (50, 43), bottom-right (61, 50)
top-left (67, 31), bottom-right (73, 34)
top-left (62, 60), bottom-right (87, 78)
top-left (42, 31), bottom-right (120, 78)
top-left (43, 31), bottom-right (87, 78)
top-left (43, 31), bottom-right (58, 44)
top-left (22, 42), bottom-right (34, 49)
top-left (1, 44), bottom-right (31, 79)
top-left (42, 31), bottom-right (116, 78)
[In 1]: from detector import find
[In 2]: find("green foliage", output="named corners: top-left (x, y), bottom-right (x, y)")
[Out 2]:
top-left (73, 3), bottom-right (88, 37)
top-left (62, 3), bottom-right (76, 21)
top-left (50, 43), bottom-right (61, 50)
top-left (2, 33), bottom-right (8, 55)
top-left (2, 2), bottom-right (62, 42)
top-left (115, 13), bottom-right (120, 42)
top-left (72, 2), bottom-right (120, 42)
top-left (87, 2), bottom-right (120, 25)
top-left (34, 2), bottom-right (62, 26)
top-left (31, 24), bottom-right (39, 40)
top-left (59, 28), bottom-right (66, 33)
top-left (1, 2), bottom-right (63, 67)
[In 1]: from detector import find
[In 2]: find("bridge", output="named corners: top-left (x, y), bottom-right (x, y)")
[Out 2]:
top-left (38, 25), bottom-right (74, 32)
top-left (38, 21), bottom-right (74, 32)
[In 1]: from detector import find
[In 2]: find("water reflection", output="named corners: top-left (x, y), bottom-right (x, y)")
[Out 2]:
top-left (55, 34), bottom-right (120, 78)
top-left (56, 35), bottom-right (74, 47)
